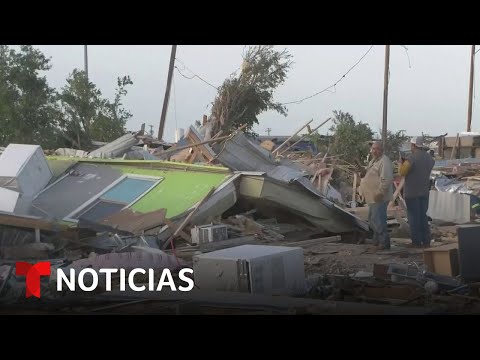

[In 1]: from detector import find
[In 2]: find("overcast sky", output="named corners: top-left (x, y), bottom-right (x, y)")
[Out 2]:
top-left (33, 45), bottom-right (479, 142)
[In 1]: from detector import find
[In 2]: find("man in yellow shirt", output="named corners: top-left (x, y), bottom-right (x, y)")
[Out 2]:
top-left (359, 141), bottom-right (394, 250)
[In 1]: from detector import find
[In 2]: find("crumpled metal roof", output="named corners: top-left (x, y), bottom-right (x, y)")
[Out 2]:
top-left (214, 132), bottom-right (369, 231)
top-left (88, 134), bottom-right (137, 159)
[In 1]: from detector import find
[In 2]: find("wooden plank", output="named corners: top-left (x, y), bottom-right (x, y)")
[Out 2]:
top-left (166, 187), bottom-right (216, 247)
top-left (352, 172), bottom-right (358, 205)
top-left (278, 118), bottom-right (331, 156)
top-left (173, 236), bottom-right (258, 255)
top-left (212, 130), bottom-right (224, 139)
top-left (282, 236), bottom-right (341, 248)
top-left (0, 213), bottom-right (70, 232)
top-left (163, 218), bottom-right (191, 243)
top-left (185, 127), bottom-right (215, 162)
top-left (388, 178), bottom-right (405, 209)
top-left (186, 146), bottom-right (202, 164)
top-left (451, 133), bottom-right (460, 160)
top-left (272, 119), bottom-right (313, 155)
top-left (159, 134), bottom-right (232, 156)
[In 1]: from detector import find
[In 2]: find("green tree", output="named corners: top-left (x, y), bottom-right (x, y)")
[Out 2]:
top-left (328, 110), bottom-right (374, 165)
top-left (58, 70), bottom-right (133, 149)
top-left (0, 45), bottom-right (62, 148)
top-left (90, 76), bottom-right (133, 142)
top-left (58, 69), bottom-right (102, 149)
top-left (210, 45), bottom-right (292, 136)
top-left (0, 46), bottom-right (134, 150)
top-left (383, 129), bottom-right (409, 161)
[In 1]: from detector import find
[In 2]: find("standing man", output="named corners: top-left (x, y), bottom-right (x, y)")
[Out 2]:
top-left (399, 136), bottom-right (435, 248)
top-left (359, 141), bottom-right (394, 250)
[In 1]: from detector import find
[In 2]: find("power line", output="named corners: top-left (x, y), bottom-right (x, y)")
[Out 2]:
top-left (400, 45), bottom-right (412, 68)
top-left (174, 58), bottom-right (219, 90)
top-left (279, 45), bottom-right (375, 106)
top-left (173, 71), bottom-right (178, 131)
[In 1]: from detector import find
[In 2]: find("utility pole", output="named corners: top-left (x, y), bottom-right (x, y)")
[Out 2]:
top-left (266, 128), bottom-right (272, 136)
top-left (467, 45), bottom-right (475, 132)
top-left (84, 45), bottom-right (89, 82)
top-left (158, 45), bottom-right (177, 141)
top-left (382, 45), bottom-right (390, 145)
top-left (149, 125), bottom-right (154, 137)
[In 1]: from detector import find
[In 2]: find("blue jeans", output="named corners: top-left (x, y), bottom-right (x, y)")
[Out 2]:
top-left (405, 195), bottom-right (430, 246)
top-left (368, 201), bottom-right (390, 248)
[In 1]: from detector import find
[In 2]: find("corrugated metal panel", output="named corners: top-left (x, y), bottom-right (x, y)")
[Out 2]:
top-left (124, 150), bottom-right (157, 160)
top-left (214, 133), bottom-right (368, 231)
top-left (88, 134), bottom-right (137, 159)
top-left (427, 190), bottom-right (471, 224)
top-left (434, 158), bottom-right (480, 168)
top-left (213, 132), bottom-right (276, 171)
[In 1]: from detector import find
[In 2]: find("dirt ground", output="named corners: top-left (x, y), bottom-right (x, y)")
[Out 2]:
top-left (303, 239), bottom-right (440, 277)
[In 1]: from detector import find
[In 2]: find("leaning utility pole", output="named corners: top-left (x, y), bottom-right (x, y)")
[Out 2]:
top-left (158, 45), bottom-right (177, 141)
top-left (84, 45), bottom-right (89, 82)
top-left (382, 45), bottom-right (390, 145)
top-left (467, 45), bottom-right (475, 132)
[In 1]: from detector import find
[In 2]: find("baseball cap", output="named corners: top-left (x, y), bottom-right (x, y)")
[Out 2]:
top-left (410, 136), bottom-right (424, 147)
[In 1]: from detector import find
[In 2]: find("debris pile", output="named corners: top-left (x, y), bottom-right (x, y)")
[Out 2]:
top-left (2, 121), bottom-right (480, 314)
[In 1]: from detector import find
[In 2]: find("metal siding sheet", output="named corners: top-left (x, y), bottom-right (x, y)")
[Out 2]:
top-left (213, 132), bottom-right (276, 172)
top-left (215, 133), bottom-right (368, 231)
top-left (239, 176), bottom-right (358, 233)
top-left (88, 134), bottom-right (137, 159)
top-left (427, 190), bottom-right (471, 224)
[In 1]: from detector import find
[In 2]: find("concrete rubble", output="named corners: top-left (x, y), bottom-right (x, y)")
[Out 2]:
top-left (2, 123), bottom-right (480, 315)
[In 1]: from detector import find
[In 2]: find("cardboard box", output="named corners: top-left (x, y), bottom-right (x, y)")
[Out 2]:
top-left (423, 244), bottom-right (459, 277)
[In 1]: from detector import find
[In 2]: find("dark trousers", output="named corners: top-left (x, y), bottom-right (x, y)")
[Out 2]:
top-left (368, 201), bottom-right (390, 248)
top-left (405, 195), bottom-right (431, 246)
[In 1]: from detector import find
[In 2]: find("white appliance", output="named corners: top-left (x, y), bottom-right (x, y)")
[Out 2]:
top-left (191, 224), bottom-right (228, 245)
top-left (192, 245), bottom-right (305, 296)
top-left (0, 144), bottom-right (52, 197)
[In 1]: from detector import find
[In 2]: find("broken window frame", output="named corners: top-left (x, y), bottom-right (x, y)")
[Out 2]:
top-left (63, 174), bottom-right (163, 223)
